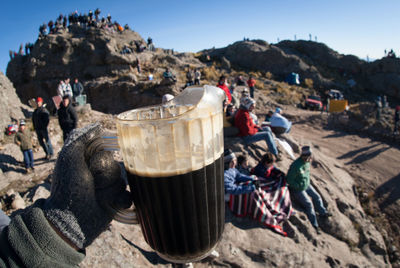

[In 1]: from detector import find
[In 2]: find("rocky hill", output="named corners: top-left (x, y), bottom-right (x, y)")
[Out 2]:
top-left (6, 25), bottom-right (203, 113)
top-left (0, 71), bottom-right (28, 141)
top-left (202, 39), bottom-right (400, 101)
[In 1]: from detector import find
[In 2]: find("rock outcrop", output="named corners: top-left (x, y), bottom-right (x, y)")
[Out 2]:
top-left (6, 26), bottom-right (204, 114)
top-left (203, 39), bottom-right (400, 100)
top-left (0, 72), bottom-right (27, 140)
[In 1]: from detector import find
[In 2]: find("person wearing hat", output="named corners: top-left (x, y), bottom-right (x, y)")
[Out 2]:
top-left (224, 149), bottom-right (258, 195)
top-left (14, 120), bottom-right (35, 173)
top-left (58, 95), bottom-right (78, 141)
top-left (32, 97), bottom-right (54, 160)
top-left (234, 97), bottom-right (279, 158)
top-left (286, 146), bottom-right (331, 234)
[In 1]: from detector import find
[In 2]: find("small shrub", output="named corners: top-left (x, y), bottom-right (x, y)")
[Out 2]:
top-left (255, 80), bottom-right (265, 90)
top-left (203, 65), bottom-right (221, 82)
top-left (304, 78), bottom-right (314, 89)
top-left (265, 71), bottom-right (273, 80)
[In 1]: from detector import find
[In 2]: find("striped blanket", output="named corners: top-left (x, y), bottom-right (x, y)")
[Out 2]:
top-left (228, 176), bottom-right (293, 236)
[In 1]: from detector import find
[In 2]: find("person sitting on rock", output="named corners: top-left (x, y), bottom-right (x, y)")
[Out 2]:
top-left (236, 154), bottom-right (251, 175)
top-left (253, 152), bottom-right (285, 180)
top-left (162, 68), bottom-right (177, 84)
top-left (223, 101), bottom-right (238, 137)
top-left (234, 97), bottom-right (279, 159)
top-left (224, 149), bottom-right (258, 196)
top-left (57, 95), bottom-right (78, 141)
top-left (236, 75), bottom-right (246, 86)
top-left (265, 110), bottom-right (274, 122)
top-left (269, 107), bottom-right (300, 153)
top-left (217, 75), bottom-right (232, 104)
top-left (286, 146), bottom-right (331, 234)
top-left (14, 120), bottom-right (34, 173)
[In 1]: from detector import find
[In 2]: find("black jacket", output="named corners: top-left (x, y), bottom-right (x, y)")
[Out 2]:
top-left (57, 103), bottom-right (78, 131)
top-left (32, 106), bottom-right (50, 131)
top-left (72, 82), bottom-right (84, 96)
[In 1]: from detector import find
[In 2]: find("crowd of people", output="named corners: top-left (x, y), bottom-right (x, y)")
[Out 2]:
top-left (38, 8), bottom-right (128, 37)
top-left (216, 74), bottom-right (332, 235)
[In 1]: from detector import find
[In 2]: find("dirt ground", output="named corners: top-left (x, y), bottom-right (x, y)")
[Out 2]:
top-left (287, 107), bottom-right (400, 251)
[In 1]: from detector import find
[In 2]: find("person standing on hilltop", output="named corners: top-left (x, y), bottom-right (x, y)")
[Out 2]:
top-left (64, 78), bottom-right (73, 98)
top-left (72, 78), bottom-right (84, 98)
top-left (217, 75), bottom-right (232, 104)
top-left (247, 76), bottom-right (256, 98)
top-left (286, 146), bottom-right (331, 234)
top-left (14, 120), bottom-right (35, 173)
top-left (32, 97), bottom-right (54, 160)
top-left (58, 96), bottom-right (78, 141)
top-left (194, 69), bottom-right (201, 85)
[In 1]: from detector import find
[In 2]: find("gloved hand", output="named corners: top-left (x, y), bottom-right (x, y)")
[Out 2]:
top-left (42, 123), bottom-right (131, 249)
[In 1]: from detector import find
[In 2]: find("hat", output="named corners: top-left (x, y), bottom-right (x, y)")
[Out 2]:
top-left (37, 97), bottom-right (43, 103)
top-left (19, 120), bottom-right (26, 126)
top-left (240, 97), bottom-right (255, 110)
top-left (224, 149), bottom-right (236, 163)
top-left (62, 95), bottom-right (70, 100)
top-left (301, 146), bottom-right (312, 156)
top-left (162, 94), bottom-right (174, 104)
top-left (275, 107), bottom-right (282, 113)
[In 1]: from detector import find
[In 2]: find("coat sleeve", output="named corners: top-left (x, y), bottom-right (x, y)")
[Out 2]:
top-left (69, 108), bottom-right (78, 129)
top-left (224, 169), bottom-right (255, 195)
top-left (0, 205), bottom-right (84, 268)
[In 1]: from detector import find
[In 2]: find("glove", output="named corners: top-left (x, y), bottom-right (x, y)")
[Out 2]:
top-left (42, 123), bottom-right (131, 249)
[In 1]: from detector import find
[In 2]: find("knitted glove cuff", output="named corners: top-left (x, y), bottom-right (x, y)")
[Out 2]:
top-left (43, 208), bottom-right (85, 249)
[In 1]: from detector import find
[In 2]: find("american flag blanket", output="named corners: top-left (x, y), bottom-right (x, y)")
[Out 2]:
top-left (228, 176), bottom-right (293, 236)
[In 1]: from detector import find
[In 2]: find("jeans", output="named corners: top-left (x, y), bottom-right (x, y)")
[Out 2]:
top-left (291, 184), bottom-right (327, 228)
top-left (243, 126), bottom-right (278, 156)
top-left (36, 129), bottom-right (54, 156)
top-left (249, 86), bottom-right (255, 98)
top-left (0, 210), bottom-right (10, 232)
top-left (22, 149), bottom-right (34, 169)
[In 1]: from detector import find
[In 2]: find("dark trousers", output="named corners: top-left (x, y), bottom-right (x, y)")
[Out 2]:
top-left (36, 129), bottom-right (54, 156)
top-left (62, 127), bottom-right (74, 141)
top-left (249, 86), bottom-right (255, 98)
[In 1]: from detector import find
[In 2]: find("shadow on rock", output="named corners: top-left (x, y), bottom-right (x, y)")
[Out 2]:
top-left (120, 234), bottom-right (168, 265)
top-left (345, 146), bottom-right (390, 165)
top-left (0, 153), bottom-right (25, 173)
top-left (375, 172), bottom-right (400, 210)
top-left (338, 143), bottom-right (379, 160)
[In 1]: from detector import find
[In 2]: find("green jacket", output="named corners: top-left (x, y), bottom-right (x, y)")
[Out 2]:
top-left (14, 130), bottom-right (32, 151)
top-left (286, 157), bottom-right (310, 192)
top-left (0, 203), bottom-right (84, 268)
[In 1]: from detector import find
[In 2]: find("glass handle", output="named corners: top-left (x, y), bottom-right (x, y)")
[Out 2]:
top-left (86, 132), bottom-right (138, 224)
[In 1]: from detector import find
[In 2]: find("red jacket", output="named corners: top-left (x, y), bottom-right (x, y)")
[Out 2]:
top-left (217, 84), bottom-right (232, 103)
top-left (247, 78), bottom-right (256, 87)
top-left (234, 108), bottom-right (259, 136)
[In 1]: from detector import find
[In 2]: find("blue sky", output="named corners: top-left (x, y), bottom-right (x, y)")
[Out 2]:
top-left (1, 0), bottom-right (399, 73)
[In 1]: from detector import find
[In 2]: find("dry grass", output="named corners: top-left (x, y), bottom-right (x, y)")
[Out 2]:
top-left (265, 71), bottom-right (273, 80)
top-left (304, 78), bottom-right (314, 89)
top-left (202, 65), bottom-right (221, 82)
top-left (274, 84), bottom-right (306, 105)
top-left (255, 80), bottom-right (265, 90)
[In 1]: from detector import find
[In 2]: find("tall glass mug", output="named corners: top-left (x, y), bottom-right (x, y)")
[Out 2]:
top-left (116, 85), bottom-right (225, 263)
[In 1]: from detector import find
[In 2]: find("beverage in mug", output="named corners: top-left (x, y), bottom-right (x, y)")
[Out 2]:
top-left (116, 86), bottom-right (225, 263)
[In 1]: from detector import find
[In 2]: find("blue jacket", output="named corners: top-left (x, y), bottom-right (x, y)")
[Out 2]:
top-left (224, 168), bottom-right (255, 195)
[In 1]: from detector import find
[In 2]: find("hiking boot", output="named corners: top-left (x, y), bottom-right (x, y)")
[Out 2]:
top-left (209, 250), bottom-right (220, 258)
top-left (26, 168), bottom-right (32, 174)
top-left (314, 226), bottom-right (321, 235)
top-left (275, 154), bottom-right (282, 162)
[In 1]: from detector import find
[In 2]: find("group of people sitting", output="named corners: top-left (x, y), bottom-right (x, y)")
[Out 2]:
top-left (224, 146), bottom-right (332, 236)
top-left (218, 74), bottom-right (331, 235)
